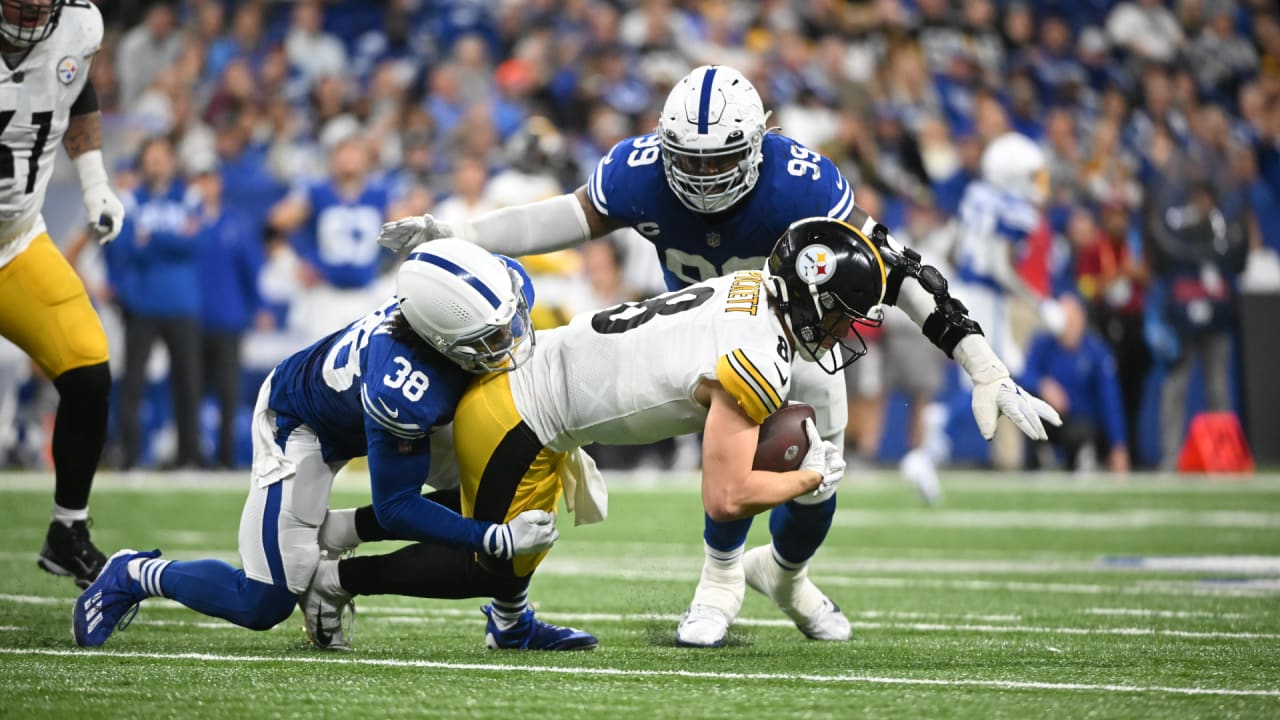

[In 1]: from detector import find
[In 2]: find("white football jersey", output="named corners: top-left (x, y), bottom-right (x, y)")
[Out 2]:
top-left (510, 271), bottom-right (794, 452)
top-left (0, 0), bottom-right (102, 265)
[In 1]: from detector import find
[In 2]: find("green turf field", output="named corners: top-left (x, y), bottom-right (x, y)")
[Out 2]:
top-left (1, 471), bottom-right (1278, 719)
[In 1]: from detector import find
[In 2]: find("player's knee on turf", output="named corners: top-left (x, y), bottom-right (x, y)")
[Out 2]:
top-left (241, 579), bottom-right (299, 630)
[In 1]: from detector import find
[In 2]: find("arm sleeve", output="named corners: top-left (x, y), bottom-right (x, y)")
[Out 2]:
top-left (365, 426), bottom-right (493, 549)
top-left (461, 193), bottom-right (591, 257)
top-left (715, 348), bottom-right (788, 424)
top-left (70, 80), bottom-right (99, 116)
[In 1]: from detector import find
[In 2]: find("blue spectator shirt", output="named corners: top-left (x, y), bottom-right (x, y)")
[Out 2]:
top-left (116, 182), bottom-right (203, 317)
top-left (197, 207), bottom-right (263, 333)
top-left (290, 178), bottom-right (393, 289)
top-left (1021, 330), bottom-right (1128, 449)
top-left (586, 132), bottom-right (854, 290)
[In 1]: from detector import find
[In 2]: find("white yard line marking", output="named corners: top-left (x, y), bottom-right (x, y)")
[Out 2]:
top-left (365, 611), bottom-right (1278, 640)
top-left (832, 510), bottom-right (1280, 530)
top-left (0, 626), bottom-right (22, 631)
top-left (1086, 608), bottom-right (1249, 620)
top-left (357, 606), bottom-right (1024, 624)
top-left (0, 647), bottom-right (1275, 698)
top-left (531, 566), bottom-right (1280, 597)
top-left (3, 593), bottom-right (1265, 639)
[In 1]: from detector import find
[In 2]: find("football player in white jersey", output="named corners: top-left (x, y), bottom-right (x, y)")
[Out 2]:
top-left (0, 0), bottom-right (126, 587)
top-left (309, 219), bottom-right (1060, 649)
top-left (374, 64), bottom-right (944, 647)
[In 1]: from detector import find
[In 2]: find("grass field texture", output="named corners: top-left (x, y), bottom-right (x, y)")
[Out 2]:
top-left (1, 471), bottom-right (1278, 719)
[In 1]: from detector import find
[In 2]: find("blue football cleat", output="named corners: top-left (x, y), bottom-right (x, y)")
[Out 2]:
top-left (72, 549), bottom-right (159, 647)
top-left (482, 605), bottom-right (598, 651)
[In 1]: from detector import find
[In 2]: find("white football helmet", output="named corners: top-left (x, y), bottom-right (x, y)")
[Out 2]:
top-left (397, 238), bottom-right (534, 373)
top-left (658, 65), bottom-right (768, 214)
top-left (981, 132), bottom-right (1049, 206)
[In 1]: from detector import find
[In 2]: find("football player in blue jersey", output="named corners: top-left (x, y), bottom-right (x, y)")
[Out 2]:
top-left (73, 240), bottom-right (589, 650)
top-left (373, 65), bottom-right (987, 647)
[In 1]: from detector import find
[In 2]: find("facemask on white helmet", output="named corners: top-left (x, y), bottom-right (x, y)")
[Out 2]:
top-left (658, 65), bottom-right (768, 214)
top-left (398, 240), bottom-right (535, 374)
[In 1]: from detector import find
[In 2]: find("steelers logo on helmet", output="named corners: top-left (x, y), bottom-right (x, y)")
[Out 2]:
top-left (766, 218), bottom-right (887, 375)
top-left (794, 244), bottom-right (837, 286)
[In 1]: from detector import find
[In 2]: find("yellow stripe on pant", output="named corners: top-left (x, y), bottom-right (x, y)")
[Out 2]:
top-left (454, 371), bottom-right (564, 578)
top-left (0, 233), bottom-right (109, 379)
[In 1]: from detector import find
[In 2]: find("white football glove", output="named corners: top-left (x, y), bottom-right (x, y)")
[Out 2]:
top-left (377, 213), bottom-right (458, 252)
top-left (797, 417), bottom-right (846, 496)
top-left (482, 509), bottom-right (559, 560)
top-left (954, 335), bottom-right (1062, 441)
top-left (83, 183), bottom-right (126, 244)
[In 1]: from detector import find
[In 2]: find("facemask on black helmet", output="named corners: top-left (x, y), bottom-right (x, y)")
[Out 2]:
top-left (765, 218), bottom-right (888, 375)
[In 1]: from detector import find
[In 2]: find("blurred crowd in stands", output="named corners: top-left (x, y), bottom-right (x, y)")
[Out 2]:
top-left (5, 0), bottom-right (1278, 474)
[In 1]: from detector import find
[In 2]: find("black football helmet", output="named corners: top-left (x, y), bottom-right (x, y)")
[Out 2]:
top-left (765, 217), bottom-right (887, 374)
top-left (0, 0), bottom-right (66, 48)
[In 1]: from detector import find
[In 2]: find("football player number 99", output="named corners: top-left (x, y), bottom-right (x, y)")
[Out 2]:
top-left (627, 135), bottom-right (663, 167)
top-left (786, 144), bottom-right (821, 181)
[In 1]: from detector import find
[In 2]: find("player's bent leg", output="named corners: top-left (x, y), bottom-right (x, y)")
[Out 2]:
top-left (39, 362), bottom-right (112, 587)
top-left (72, 548), bottom-right (298, 647)
top-left (0, 236), bottom-right (113, 588)
top-left (456, 374), bottom-right (596, 650)
top-left (676, 515), bottom-right (753, 648)
top-left (744, 492), bottom-right (850, 641)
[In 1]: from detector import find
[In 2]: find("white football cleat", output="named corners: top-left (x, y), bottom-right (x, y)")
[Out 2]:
top-left (300, 559), bottom-right (355, 651)
top-left (675, 551), bottom-right (745, 647)
top-left (901, 447), bottom-right (942, 506)
top-left (743, 544), bottom-right (851, 641)
top-left (676, 603), bottom-right (736, 647)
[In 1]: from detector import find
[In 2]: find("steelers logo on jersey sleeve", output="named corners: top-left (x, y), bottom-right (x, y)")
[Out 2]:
top-left (57, 57), bottom-right (79, 85)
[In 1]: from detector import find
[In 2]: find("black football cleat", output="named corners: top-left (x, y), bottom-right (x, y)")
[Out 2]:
top-left (38, 520), bottom-right (108, 589)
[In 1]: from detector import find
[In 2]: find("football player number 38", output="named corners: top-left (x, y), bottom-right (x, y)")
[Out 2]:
top-left (592, 285), bottom-right (715, 334)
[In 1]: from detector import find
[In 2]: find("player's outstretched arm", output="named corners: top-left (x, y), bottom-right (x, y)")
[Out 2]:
top-left (378, 188), bottom-right (626, 255)
top-left (851, 210), bottom-right (1062, 442)
top-left (65, 80), bottom-right (124, 244)
top-left (699, 384), bottom-right (839, 521)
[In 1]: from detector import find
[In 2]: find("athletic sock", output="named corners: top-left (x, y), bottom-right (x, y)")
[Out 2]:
top-left (52, 503), bottom-right (89, 527)
top-left (767, 494), bottom-right (836, 566)
top-left (702, 513), bottom-right (752, 554)
top-left (319, 509), bottom-right (361, 554)
top-left (127, 557), bottom-right (172, 598)
top-left (488, 589), bottom-right (529, 630)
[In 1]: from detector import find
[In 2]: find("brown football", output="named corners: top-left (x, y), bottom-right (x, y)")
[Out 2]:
top-left (752, 402), bottom-right (816, 472)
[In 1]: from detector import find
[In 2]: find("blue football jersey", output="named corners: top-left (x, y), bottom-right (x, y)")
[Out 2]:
top-left (267, 297), bottom-right (472, 462)
top-left (954, 180), bottom-right (1040, 290)
top-left (292, 179), bottom-right (393, 289)
top-left (586, 132), bottom-right (854, 289)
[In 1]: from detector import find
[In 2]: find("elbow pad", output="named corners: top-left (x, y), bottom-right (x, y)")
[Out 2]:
top-left (922, 296), bottom-right (983, 358)
top-left (878, 232), bottom-right (983, 357)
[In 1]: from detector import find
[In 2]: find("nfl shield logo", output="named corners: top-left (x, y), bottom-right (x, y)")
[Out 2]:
top-left (56, 56), bottom-right (78, 85)
top-left (706, 232), bottom-right (720, 248)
